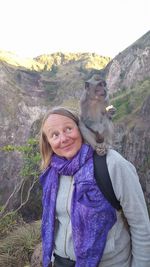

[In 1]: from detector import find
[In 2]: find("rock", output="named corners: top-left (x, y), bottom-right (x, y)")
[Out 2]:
top-left (31, 243), bottom-right (42, 267)
top-left (106, 31), bottom-right (150, 93)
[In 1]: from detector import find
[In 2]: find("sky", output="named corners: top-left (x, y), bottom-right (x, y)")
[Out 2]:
top-left (0, 0), bottom-right (150, 59)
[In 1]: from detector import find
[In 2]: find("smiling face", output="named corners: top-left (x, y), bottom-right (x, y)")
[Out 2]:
top-left (43, 114), bottom-right (82, 159)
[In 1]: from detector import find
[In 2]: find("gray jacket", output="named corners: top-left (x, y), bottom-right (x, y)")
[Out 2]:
top-left (54, 149), bottom-right (150, 267)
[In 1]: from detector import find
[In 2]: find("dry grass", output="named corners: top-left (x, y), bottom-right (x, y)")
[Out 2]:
top-left (0, 220), bottom-right (41, 267)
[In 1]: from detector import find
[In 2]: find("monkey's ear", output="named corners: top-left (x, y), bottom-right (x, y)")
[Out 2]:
top-left (103, 81), bottom-right (107, 87)
top-left (98, 80), bottom-right (107, 87)
top-left (85, 82), bottom-right (89, 89)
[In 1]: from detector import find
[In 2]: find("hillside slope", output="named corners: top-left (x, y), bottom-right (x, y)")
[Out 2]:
top-left (105, 31), bottom-right (150, 94)
top-left (0, 32), bottom-right (150, 211)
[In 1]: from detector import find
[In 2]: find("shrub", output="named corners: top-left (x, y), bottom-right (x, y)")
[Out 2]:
top-left (0, 220), bottom-right (41, 267)
top-left (0, 211), bottom-right (24, 239)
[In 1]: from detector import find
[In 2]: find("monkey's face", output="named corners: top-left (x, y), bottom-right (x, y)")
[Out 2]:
top-left (85, 81), bottom-right (107, 102)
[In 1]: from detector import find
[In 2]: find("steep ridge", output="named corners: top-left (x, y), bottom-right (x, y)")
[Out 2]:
top-left (106, 31), bottom-right (150, 93)
top-left (0, 54), bottom-right (109, 206)
top-left (104, 31), bottom-right (150, 208)
top-left (0, 31), bottom-right (150, 212)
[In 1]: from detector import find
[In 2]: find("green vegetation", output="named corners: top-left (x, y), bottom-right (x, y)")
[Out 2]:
top-left (83, 55), bottom-right (110, 70)
top-left (1, 139), bottom-right (41, 180)
top-left (0, 220), bottom-right (41, 267)
top-left (20, 138), bottom-right (41, 179)
top-left (35, 52), bottom-right (111, 71)
top-left (0, 211), bottom-right (24, 239)
top-left (111, 79), bottom-right (150, 121)
top-left (1, 139), bottom-right (40, 177)
top-left (0, 50), bottom-right (43, 71)
top-left (18, 138), bottom-right (42, 221)
top-left (1, 139), bottom-right (42, 221)
top-left (44, 80), bottom-right (58, 101)
top-left (51, 64), bottom-right (58, 74)
top-left (0, 139), bottom-right (42, 266)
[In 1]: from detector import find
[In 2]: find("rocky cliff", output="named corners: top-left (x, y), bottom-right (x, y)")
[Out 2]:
top-left (0, 32), bottom-right (150, 214)
top-left (0, 62), bottom-right (44, 205)
top-left (106, 31), bottom-right (150, 94)
top-left (0, 53), bottom-right (109, 207)
top-left (105, 31), bottom-right (150, 209)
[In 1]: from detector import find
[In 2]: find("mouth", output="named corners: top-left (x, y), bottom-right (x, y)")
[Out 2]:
top-left (95, 94), bottom-right (105, 99)
top-left (95, 90), bottom-right (106, 97)
top-left (61, 143), bottom-right (74, 151)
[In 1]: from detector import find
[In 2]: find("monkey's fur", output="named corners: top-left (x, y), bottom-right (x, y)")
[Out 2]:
top-left (79, 75), bottom-right (116, 155)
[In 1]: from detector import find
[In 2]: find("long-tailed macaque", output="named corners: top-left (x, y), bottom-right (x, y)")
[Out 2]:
top-left (79, 74), bottom-right (116, 155)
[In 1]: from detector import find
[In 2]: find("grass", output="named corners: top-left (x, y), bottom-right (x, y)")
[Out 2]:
top-left (0, 220), bottom-right (41, 267)
top-left (0, 212), bottom-right (25, 239)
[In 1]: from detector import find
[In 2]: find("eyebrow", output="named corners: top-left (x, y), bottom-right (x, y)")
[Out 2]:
top-left (45, 122), bottom-right (76, 133)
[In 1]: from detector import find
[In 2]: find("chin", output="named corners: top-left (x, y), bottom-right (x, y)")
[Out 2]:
top-left (65, 152), bottom-right (76, 159)
top-left (64, 149), bottom-right (79, 160)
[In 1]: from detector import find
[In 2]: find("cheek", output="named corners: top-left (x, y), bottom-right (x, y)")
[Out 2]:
top-left (74, 131), bottom-right (82, 146)
top-left (47, 138), bottom-right (59, 151)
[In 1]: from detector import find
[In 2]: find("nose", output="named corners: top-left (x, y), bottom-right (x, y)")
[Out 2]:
top-left (59, 132), bottom-right (68, 143)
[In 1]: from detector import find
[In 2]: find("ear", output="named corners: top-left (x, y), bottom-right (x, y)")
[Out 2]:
top-left (85, 82), bottom-right (89, 89)
top-left (103, 80), bottom-right (107, 87)
top-left (98, 80), bottom-right (107, 87)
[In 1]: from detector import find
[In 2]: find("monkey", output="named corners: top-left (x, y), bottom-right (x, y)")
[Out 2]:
top-left (79, 74), bottom-right (116, 155)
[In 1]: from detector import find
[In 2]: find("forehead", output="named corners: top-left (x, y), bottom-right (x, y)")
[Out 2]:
top-left (43, 114), bottom-right (76, 132)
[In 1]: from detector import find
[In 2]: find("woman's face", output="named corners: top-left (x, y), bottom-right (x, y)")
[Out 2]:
top-left (43, 114), bottom-right (82, 159)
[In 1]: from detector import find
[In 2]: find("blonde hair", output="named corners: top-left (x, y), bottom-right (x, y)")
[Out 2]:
top-left (39, 107), bottom-right (79, 171)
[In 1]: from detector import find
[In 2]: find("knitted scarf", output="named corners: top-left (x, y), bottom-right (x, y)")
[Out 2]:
top-left (40, 144), bottom-right (116, 267)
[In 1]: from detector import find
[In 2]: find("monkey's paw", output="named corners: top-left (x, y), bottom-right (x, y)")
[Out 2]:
top-left (95, 143), bottom-right (107, 156)
top-left (106, 105), bottom-right (116, 119)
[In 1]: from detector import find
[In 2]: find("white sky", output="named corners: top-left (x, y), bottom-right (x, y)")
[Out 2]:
top-left (0, 0), bottom-right (150, 58)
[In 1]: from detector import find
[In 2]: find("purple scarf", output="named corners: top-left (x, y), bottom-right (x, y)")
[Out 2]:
top-left (40, 144), bottom-right (116, 267)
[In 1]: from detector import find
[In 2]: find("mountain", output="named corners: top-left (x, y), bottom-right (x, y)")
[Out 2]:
top-left (0, 50), bottom-right (110, 71)
top-left (0, 31), bottom-right (150, 214)
top-left (105, 31), bottom-right (150, 210)
top-left (106, 31), bottom-right (150, 93)
top-left (0, 52), bottom-right (110, 208)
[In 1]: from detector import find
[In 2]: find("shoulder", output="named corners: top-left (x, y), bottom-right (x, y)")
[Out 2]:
top-left (106, 149), bottom-right (138, 189)
top-left (106, 149), bottom-right (141, 199)
top-left (107, 149), bottom-right (137, 171)
top-left (106, 149), bottom-right (132, 167)
top-left (106, 149), bottom-right (137, 174)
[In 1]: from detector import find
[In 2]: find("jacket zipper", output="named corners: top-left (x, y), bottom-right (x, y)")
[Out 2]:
top-left (64, 177), bottom-right (73, 257)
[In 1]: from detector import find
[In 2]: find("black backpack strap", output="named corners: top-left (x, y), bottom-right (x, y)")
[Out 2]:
top-left (93, 151), bottom-right (121, 211)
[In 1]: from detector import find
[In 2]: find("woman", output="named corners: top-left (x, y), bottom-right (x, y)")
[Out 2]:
top-left (39, 106), bottom-right (150, 267)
